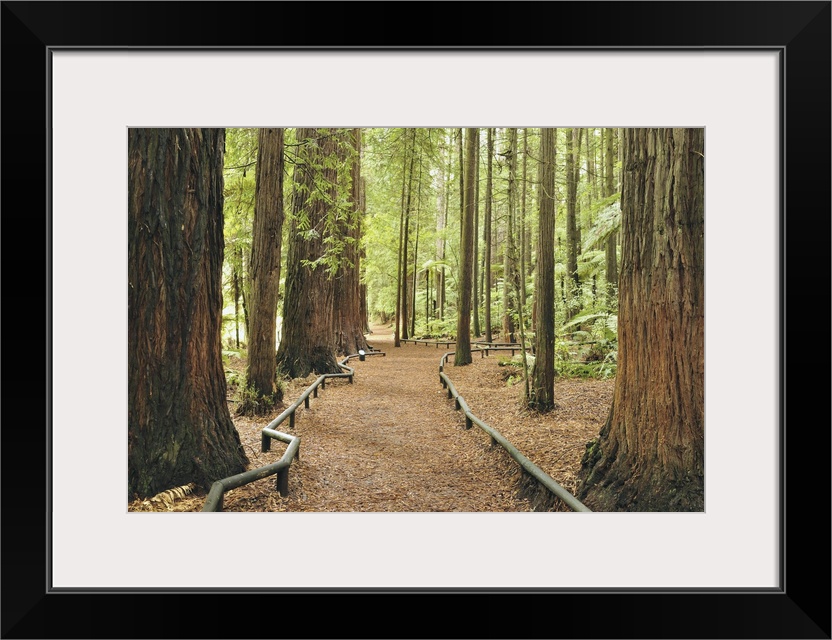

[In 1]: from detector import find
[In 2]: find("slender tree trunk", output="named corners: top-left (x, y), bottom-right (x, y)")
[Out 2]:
top-left (454, 128), bottom-right (478, 366)
top-left (502, 128), bottom-right (518, 342)
top-left (441, 135), bottom-right (452, 321)
top-left (244, 128), bottom-right (285, 411)
top-left (400, 129), bottom-right (416, 340)
top-left (484, 128), bottom-right (494, 343)
top-left (275, 128), bottom-right (341, 378)
top-left (394, 129), bottom-right (412, 347)
top-left (458, 128), bottom-right (464, 230)
top-left (587, 128), bottom-right (598, 202)
top-left (425, 264), bottom-right (430, 325)
top-left (334, 128), bottom-right (369, 356)
top-left (529, 128), bottom-right (557, 411)
top-left (238, 245), bottom-right (249, 343)
top-left (578, 128), bottom-right (705, 512)
top-left (410, 158), bottom-right (422, 338)
top-left (604, 127), bottom-right (619, 303)
top-left (472, 138), bottom-right (481, 337)
top-left (233, 266), bottom-right (241, 349)
top-left (436, 140), bottom-right (448, 324)
top-left (520, 128), bottom-right (530, 301)
top-left (128, 128), bottom-right (248, 498)
top-left (575, 128), bottom-right (583, 252)
top-left (566, 128), bottom-right (581, 319)
top-left (359, 177), bottom-right (370, 334)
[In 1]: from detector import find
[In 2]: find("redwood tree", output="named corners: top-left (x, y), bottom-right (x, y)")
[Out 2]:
top-left (128, 128), bottom-right (248, 498)
top-left (275, 128), bottom-right (342, 378)
top-left (483, 128), bottom-right (494, 343)
top-left (454, 128), bottom-right (478, 366)
top-left (243, 128), bottom-right (285, 412)
top-left (529, 128), bottom-right (557, 411)
top-left (334, 128), bottom-right (369, 355)
top-left (578, 128), bottom-right (705, 512)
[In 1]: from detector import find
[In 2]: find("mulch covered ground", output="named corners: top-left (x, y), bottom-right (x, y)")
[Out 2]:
top-left (128, 325), bottom-right (614, 513)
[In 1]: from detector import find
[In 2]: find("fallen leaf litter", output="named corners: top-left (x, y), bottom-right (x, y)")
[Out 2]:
top-left (128, 325), bottom-right (613, 513)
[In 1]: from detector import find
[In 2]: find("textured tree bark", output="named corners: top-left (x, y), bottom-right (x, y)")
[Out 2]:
top-left (128, 128), bottom-right (248, 498)
top-left (578, 128), bottom-right (705, 512)
top-left (244, 128), bottom-right (285, 411)
top-left (530, 128), bottom-right (557, 411)
top-left (275, 128), bottom-right (341, 379)
top-left (334, 129), bottom-right (369, 356)
top-left (454, 128), bottom-right (478, 366)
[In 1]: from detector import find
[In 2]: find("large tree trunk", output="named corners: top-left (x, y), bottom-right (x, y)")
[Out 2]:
top-left (275, 128), bottom-right (341, 379)
top-left (454, 128), bottom-right (478, 366)
top-left (128, 128), bottom-right (248, 499)
top-left (530, 128), bottom-right (557, 411)
top-left (578, 128), bottom-right (705, 512)
top-left (244, 128), bottom-right (285, 411)
top-left (334, 129), bottom-right (369, 356)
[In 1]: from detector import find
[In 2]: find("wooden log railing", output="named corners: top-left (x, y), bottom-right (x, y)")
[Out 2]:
top-left (438, 350), bottom-right (592, 513)
top-left (202, 349), bottom-right (385, 512)
top-left (401, 338), bottom-right (522, 350)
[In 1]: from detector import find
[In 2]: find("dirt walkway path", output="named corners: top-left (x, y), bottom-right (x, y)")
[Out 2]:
top-left (223, 325), bottom-right (534, 512)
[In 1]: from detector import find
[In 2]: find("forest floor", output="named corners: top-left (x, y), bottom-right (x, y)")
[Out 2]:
top-left (128, 324), bottom-right (614, 513)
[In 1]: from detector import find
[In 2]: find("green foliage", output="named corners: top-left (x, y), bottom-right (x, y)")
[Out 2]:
top-left (554, 307), bottom-right (618, 379)
top-left (497, 354), bottom-right (535, 386)
top-left (581, 197), bottom-right (621, 252)
top-left (363, 128), bottom-right (455, 321)
top-left (419, 316), bottom-right (456, 339)
top-left (222, 128), bottom-right (259, 346)
top-left (235, 377), bottom-right (286, 416)
top-left (289, 129), bottom-right (360, 277)
top-left (577, 249), bottom-right (607, 280)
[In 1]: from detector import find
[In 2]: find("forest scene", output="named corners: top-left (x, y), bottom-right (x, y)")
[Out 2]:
top-left (127, 127), bottom-right (704, 513)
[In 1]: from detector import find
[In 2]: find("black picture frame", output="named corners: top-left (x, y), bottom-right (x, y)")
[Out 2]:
top-left (3, 2), bottom-right (829, 638)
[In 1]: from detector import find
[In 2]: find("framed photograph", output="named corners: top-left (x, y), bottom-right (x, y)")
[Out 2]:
top-left (6, 1), bottom-right (829, 638)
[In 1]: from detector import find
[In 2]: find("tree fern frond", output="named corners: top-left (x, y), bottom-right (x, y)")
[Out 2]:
top-left (582, 201), bottom-right (621, 252)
